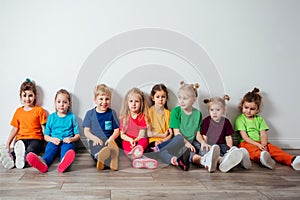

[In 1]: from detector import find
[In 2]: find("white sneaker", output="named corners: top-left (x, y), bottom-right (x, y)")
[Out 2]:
top-left (219, 147), bottom-right (243, 172)
top-left (291, 156), bottom-right (300, 170)
top-left (200, 145), bottom-right (220, 172)
top-left (14, 140), bottom-right (25, 169)
top-left (239, 147), bottom-right (252, 169)
top-left (260, 151), bottom-right (275, 169)
top-left (0, 144), bottom-right (14, 169)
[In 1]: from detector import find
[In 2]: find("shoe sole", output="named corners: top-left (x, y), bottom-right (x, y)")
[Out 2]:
top-left (219, 149), bottom-right (243, 172)
top-left (57, 150), bottom-right (75, 173)
top-left (260, 151), bottom-right (275, 170)
top-left (14, 140), bottom-right (25, 169)
top-left (208, 145), bottom-right (220, 172)
top-left (108, 141), bottom-right (119, 171)
top-left (132, 158), bottom-right (158, 169)
top-left (240, 148), bottom-right (252, 169)
top-left (96, 147), bottom-right (110, 170)
top-left (131, 145), bottom-right (144, 159)
top-left (26, 152), bottom-right (48, 173)
top-left (0, 145), bottom-right (14, 169)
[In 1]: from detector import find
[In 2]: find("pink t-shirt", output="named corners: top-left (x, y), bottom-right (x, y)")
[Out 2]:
top-left (120, 113), bottom-right (147, 139)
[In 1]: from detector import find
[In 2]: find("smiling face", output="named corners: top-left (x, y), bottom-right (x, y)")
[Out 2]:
top-left (94, 94), bottom-right (111, 113)
top-left (55, 93), bottom-right (70, 115)
top-left (21, 90), bottom-right (36, 108)
top-left (242, 101), bottom-right (259, 119)
top-left (208, 102), bottom-right (225, 122)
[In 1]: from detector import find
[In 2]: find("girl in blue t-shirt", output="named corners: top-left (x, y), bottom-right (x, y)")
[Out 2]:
top-left (26, 89), bottom-right (80, 173)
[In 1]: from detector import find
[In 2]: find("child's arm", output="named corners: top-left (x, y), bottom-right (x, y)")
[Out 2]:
top-left (225, 135), bottom-right (233, 148)
top-left (120, 130), bottom-right (135, 146)
top-left (155, 128), bottom-right (173, 146)
top-left (84, 127), bottom-right (103, 146)
top-left (134, 129), bottom-right (146, 142)
top-left (260, 130), bottom-right (268, 150)
top-left (196, 131), bottom-right (210, 152)
top-left (6, 127), bottom-right (18, 152)
top-left (63, 134), bottom-right (80, 144)
top-left (105, 128), bottom-right (120, 145)
top-left (173, 128), bottom-right (196, 152)
top-left (239, 130), bottom-right (266, 150)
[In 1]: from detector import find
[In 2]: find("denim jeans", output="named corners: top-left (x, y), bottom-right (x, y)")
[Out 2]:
top-left (42, 142), bottom-right (75, 166)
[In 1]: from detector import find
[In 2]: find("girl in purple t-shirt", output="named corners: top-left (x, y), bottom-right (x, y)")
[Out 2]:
top-left (201, 95), bottom-right (251, 172)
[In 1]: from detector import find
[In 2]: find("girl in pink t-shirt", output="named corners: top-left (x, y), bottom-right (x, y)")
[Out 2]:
top-left (119, 87), bottom-right (157, 169)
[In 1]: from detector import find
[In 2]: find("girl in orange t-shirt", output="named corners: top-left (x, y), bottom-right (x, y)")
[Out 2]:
top-left (0, 79), bottom-right (47, 169)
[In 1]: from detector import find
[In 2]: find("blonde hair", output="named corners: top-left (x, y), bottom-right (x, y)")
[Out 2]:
top-left (178, 81), bottom-right (200, 97)
top-left (94, 84), bottom-right (111, 98)
top-left (203, 95), bottom-right (230, 110)
top-left (120, 87), bottom-right (149, 131)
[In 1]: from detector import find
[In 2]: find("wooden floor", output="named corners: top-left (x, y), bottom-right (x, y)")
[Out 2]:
top-left (1, 149), bottom-right (300, 200)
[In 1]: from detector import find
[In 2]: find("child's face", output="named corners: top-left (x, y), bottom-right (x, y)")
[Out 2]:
top-left (152, 90), bottom-right (167, 109)
top-left (178, 91), bottom-right (196, 111)
top-left (55, 93), bottom-right (70, 115)
top-left (209, 103), bottom-right (225, 122)
top-left (128, 93), bottom-right (141, 114)
top-left (242, 101), bottom-right (258, 119)
top-left (21, 90), bottom-right (35, 107)
top-left (94, 94), bottom-right (111, 113)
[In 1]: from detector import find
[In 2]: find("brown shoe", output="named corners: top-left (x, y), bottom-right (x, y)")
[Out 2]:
top-left (96, 147), bottom-right (110, 170)
top-left (108, 140), bottom-right (119, 171)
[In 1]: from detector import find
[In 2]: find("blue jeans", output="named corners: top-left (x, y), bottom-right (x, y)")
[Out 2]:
top-left (158, 134), bottom-right (185, 164)
top-left (42, 142), bottom-right (75, 166)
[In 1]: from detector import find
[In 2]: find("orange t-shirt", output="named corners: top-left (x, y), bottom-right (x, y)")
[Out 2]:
top-left (10, 106), bottom-right (47, 140)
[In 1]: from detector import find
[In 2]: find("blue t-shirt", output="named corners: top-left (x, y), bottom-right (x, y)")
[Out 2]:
top-left (44, 112), bottom-right (79, 140)
top-left (82, 107), bottom-right (119, 140)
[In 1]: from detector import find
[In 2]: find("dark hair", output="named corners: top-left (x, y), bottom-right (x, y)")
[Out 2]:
top-left (238, 87), bottom-right (262, 113)
top-left (19, 78), bottom-right (37, 105)
top-left (150, 83), bottom-right (169, 109)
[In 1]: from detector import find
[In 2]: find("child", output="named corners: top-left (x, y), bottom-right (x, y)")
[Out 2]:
top-left (120, 87), bottom-right (158, 169)
top-left (82, 84), bottom-right (120, 171)
top-left (0, 78), bottom-right (47, 169)
top-left (147, 83), bottom-right (190, 171)
top-left (169, 81), bottom-right (220, 172)
top-left (235, 87), bottom-right (300, 170)
top-left (201, 95), bottom-right (251, 172)
top-left (26, 89), bottom-right (80, 173)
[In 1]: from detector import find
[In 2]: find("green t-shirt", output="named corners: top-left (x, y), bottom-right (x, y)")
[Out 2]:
top-left (169, 106), bottom-right (202, 142)
top-left (235, 114), bottom-right (269, 142)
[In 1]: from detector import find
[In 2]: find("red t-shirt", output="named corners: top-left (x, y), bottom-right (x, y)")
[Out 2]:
top-left (120, 113), bottom-right (147, 139)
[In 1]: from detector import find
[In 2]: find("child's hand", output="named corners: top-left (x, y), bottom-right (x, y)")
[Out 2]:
top-left (63, 138), bottom-right (72, 144)
top-left (155, 140), bottom-right (163, 146)
top-left (201, 143), bottom-right (211, 152)
top-left (51, 138), bottom-right (61, 145)
top-left (93, 138), bottom-right (103, 146)
top-left (185, 142), bottom-right (196, 153)
top-left (130, 138), bottom-right (136, 148)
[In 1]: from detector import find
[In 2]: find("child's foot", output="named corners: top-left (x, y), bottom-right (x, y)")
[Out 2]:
top-left (177, 148), bottom-right (190, 171)
top-left (201, 144), bottom-right (220, 173)
top-left (96, 147), bottom-right (110, 170)
top-left (260, 151), bottom-right (275, 169)
top-left (291, 156), bottom-right (300, 170)
top-left (57, 149), bottom-right (75, 173)
top-left (14, 140), bottom-right (25, 169)
top-left (128, 145), bottom-right (144, 160)
top-left (0, 144), bottom-right (14, 169)
top-left (132, 156), bottom-right (158, 169)
top-left (108, 141), bottom-right (119, 171)
top-left (239, 147), bottom-right (252, 169)
top-left (219, 147), bottom-right (243, 173)
top-left (26, 152), bottom-right (48, 173)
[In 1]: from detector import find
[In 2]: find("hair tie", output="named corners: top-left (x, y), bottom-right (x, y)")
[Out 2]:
top-left (26, 78), bottom-right (31, 83)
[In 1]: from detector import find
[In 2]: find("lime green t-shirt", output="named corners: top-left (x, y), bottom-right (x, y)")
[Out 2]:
top-left (169, 106), bottom-right (202, 142)
top-left (235, 114), bottom-right (269, 142)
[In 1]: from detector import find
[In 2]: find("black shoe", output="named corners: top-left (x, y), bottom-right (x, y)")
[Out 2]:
top-left (177, 148), bottom-right (190, 171)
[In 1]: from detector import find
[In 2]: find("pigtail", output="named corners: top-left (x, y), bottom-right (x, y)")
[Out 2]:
top-left (203, 98), bottom-right (210, 104)
top-left (223, 95), bottom-right (230, 101)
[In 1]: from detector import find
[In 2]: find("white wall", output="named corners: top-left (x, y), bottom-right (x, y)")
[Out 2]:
top-left (1, 0), bottom-right (299, 148)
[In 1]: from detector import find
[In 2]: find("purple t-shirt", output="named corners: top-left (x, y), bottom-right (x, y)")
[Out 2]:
top-left (200, 116), bottom-right (234, 145)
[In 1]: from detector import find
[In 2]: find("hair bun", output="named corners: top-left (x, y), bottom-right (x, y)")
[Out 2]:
top-left (203, 99), bottom-right (210, 104)
top-left (252, 87), bottom-right (260, 93)
top-left (223, 95), bottom-right (230, 101)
